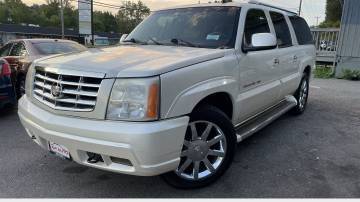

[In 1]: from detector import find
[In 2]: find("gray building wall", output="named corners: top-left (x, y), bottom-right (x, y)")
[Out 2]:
top-left (336, 0), bottom-right (360, 77)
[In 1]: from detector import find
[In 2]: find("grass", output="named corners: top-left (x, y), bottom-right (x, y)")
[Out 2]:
top-left (313, 65), bottom-right (334, 79)
top-left (342, 69), bottom-right (360, 81)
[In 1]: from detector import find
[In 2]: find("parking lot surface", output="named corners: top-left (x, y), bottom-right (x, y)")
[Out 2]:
top-left (0, 78), bottom-right (359, 198)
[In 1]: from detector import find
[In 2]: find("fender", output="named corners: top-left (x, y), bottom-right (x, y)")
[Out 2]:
top-left (164, 76), bottom-right (238, 119)
top-left (299, 54), bottom-right (315, 74)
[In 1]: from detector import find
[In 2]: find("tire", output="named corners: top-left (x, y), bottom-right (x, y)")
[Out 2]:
top-left (291, 73), bottom-right (310, 115)
top-left (162, 105), bottom-right (236, 189)
top-left (16, 75), bottom-right (26, 100)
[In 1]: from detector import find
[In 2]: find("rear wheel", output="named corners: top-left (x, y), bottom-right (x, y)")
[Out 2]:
top-left (291, 73), bottom-right (310, 115)
top-left (162, 105), bottom-right (236, 189)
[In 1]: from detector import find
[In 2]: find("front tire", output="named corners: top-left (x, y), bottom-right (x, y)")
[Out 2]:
top-left (162, 105), bottom-right (236, 189)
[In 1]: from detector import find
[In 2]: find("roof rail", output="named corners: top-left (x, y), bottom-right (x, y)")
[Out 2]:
top-left (248, 0), bottom-right (298, 15)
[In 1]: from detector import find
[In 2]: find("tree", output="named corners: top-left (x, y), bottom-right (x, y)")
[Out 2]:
top-left (0, 0), bottom-right (150, 35)
top-left (116, 0), bottom-right (150, 34)
top-left (0, 0), bottom-right (30, 24)
top-left (319, 0), bottom-right (343, 28)
top-left (94, 11), bottom-right (118, 33)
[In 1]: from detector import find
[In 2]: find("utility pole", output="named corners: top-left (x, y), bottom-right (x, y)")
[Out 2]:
top-left (60, 0), bottom-right (64, 39)
top-left (91, 0), bottom-right (94, 46)
top-left (298, 0), bottom-right (303, 16)
top-left (315, 16), bottom-right (321, 27)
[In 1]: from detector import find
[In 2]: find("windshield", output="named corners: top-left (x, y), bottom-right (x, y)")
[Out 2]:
top-left (126, 6), bottom-right (241, 49)
top-left (33, 42), bottom-right (87, 55)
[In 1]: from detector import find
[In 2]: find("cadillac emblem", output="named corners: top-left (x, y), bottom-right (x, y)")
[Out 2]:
top-left (51, 83), bottom-right (63, 98)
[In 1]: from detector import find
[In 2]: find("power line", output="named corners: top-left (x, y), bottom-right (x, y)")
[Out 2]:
top-left (71, 0), bottom-right (125, 10)
top-left (93, 1), bottom-right (124, 8)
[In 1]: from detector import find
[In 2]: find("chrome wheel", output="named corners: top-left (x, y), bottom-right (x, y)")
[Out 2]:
top-left (176, 121), bottom-right (227, 180)
top-left (298, 79), bottom-right (308, 110)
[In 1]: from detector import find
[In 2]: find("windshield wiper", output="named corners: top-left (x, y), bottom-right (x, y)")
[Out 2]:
top-left (123, 38), bottom-right (147, 45)
top-left (149, 37), bottom-right (163, 45)
top-left (170, 38), bottom-right (198, 48)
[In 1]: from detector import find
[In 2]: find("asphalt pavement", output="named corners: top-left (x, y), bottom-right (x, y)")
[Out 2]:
top-left (0, 78), bottom-right (359, 198)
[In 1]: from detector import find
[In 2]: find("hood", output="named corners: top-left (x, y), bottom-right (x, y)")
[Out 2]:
top-left (35, 45), bottom-right (227, 78)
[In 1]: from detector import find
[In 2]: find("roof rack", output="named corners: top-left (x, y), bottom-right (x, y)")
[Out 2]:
top-left (248, 0), bottom-right (298, 15)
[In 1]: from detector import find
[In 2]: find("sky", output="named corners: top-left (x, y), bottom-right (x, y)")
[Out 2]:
top-left (22, 0), bottom-right (326, 26)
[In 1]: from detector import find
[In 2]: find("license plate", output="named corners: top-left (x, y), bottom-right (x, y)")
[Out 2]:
top-left (49, 142), bottom-right (71, 159)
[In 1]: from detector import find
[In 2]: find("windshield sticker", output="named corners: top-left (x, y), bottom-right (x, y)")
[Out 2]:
top-left (206, 34), bottom-right (220, 41)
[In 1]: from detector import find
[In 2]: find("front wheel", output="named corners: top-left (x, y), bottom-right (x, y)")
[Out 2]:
top-left (162, 105), bottom-right (236, 189)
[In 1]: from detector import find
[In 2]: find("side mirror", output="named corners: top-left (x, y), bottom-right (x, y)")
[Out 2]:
top-left (243, 33), bottom-right (277, 53)
top-left (119, 34), bottom-right (129, 44)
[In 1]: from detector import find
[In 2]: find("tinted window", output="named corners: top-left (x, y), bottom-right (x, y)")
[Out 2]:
top-left (243, 9), bottom-right (270, 48)
top-left (10, 42), bottom-right (27, 56)
top-left (127, 7), bottom-right (241, 49)
top-left (270, 12), bottom-right (292, 48)
top-left (33, 42), bottom-right (87, 55)
top-left (289, 16), bottom-right (313, 45)
top-left (0, 43), bottom-right (13, 57)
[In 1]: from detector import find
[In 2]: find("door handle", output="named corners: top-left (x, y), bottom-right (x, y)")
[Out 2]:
top-left (293, 55), bottom-right (298, 62)
top-left (274, 58), bottom-right (280, 65)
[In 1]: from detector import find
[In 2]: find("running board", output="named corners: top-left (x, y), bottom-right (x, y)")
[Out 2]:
top-left (235, 96), bottom-right (297, 142)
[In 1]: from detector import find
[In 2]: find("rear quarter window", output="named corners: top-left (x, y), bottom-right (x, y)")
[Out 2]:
top-left (289, 16), bottom-right (314, 45)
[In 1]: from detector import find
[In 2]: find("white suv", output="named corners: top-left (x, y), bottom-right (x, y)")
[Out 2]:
top-left (18, 1), bottom-right (315, 188)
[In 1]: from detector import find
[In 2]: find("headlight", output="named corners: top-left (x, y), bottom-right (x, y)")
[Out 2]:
top-left (106, 77), bottom-right (160, 121)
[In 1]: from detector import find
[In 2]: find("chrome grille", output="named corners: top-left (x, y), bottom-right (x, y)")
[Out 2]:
top-left (33, 67), bottom-right (103, 112)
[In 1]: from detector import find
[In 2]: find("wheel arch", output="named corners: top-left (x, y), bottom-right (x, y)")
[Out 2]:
top-left (192, 92), bottom-right (233, 120)
top-left (303, 65), bottom-right (311, 76)
top-left (163, 77), bottom-right (237, 121)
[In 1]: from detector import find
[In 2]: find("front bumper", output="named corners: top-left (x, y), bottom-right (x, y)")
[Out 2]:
top-left (18, 95), bottom-right (189, 176)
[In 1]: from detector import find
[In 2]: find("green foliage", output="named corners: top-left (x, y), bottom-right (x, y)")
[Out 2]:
top-left (313, 66), bottom-right (334, 78)
top-left (319, 20), bottom-right (341, 28)
top-left (0, 0), bottom-right (150, 33)
top-left (325, 0), bottom-right (343, 22)
top-left (342, 69), bottom-right (360, 81)
top-left (319, 0), bottom-right (343, 28)
top-left (117, 0), bottom-right (150, 34)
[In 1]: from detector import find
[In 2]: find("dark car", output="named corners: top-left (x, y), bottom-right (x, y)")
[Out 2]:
top-left (0, 39), bottom-right (87, 99)
top-left (0, 59), bottom-right (16, 108)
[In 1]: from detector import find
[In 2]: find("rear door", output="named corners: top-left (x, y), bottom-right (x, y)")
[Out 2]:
top-left (269, 11), bottom-right (301, 97)
top-left (236, 8), bottom-right (282, 122)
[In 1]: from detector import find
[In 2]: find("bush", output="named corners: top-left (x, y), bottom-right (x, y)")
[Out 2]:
top-left (342, 69), bottom-right (360, 81)
top-left (314, 66), bottom-right (333, 78)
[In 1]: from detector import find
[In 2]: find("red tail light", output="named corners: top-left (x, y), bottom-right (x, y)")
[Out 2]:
top-left (1, 62), bottom-right (11, 76)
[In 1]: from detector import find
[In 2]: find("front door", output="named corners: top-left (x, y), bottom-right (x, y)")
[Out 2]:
top-left (236, 9), bottom-right (282, 123)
